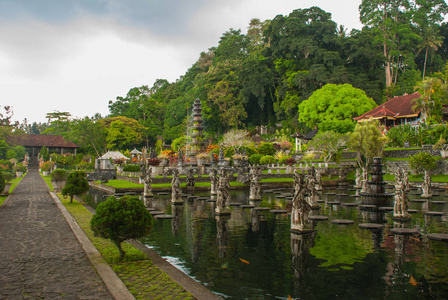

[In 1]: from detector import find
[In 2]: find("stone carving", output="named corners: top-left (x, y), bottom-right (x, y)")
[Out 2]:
top-left (177, 150), bottom-right (184, 167)
top-left (209, 168), bottom-right (218, 195)
top-left (354, 168), bottom-right (362, 188)
top-left (360, 167), bottom-right (369, 193)
top-left (249, 168), bottom-right (261, 200)
top-left (291, 172), bottom-right (312, 232)
top-left (306, 167), bottom-right (318, 207)
top-left (140, 159), bottom-right (153, 197)
top-left (215, 168), bottom-right (231, 215)
top-left (421, 170), bottom-right (432, 198)
top-left (393, 168), bottom-right (410, 219)
top-left (315, 170), bottom-right (322, 191)
top-left (186, 168), bottom-right (195, 187)
top-left (171, 168), bottom-right (182, 204)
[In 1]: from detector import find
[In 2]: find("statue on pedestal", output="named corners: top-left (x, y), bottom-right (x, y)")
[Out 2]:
top-left (306, 167), bottom-right (318, 207)
top-left (186, 168), bottom-right (195, 188)
top-left (393, 168), bottom-right (410, 219)
top-left (141, 159), bottom-right (153, 197)
top-left (215, 168), bottom-right (231, 215)
top-left (171, 168), bottom-right (182, 204)
top-left (291, 172), bottom-right (312, 232)
top-left (249, 168), bottom-right (261, 200)
top-left (421, 170), bottom-right (432, 198)
top-left (354, 168), bottom-right (361, 189)
top-left (209, 168), bottom-right (218, 195)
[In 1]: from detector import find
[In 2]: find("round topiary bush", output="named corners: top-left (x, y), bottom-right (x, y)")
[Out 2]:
top-left (90, 195), bottom-right (153, 260)
top-left (62, 171), bottom-right (89, 203)
top-left (50, 168), bottom-right (67, 181)
top-left (249, 154), bottom-right (264, 165)
top-left (260, 155), bottom-right (276, 165)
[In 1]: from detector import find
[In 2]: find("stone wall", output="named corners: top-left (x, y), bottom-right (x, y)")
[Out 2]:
top-left (342, 148), bottom-right (441, 160)
top-left (384, 160), bottom-right (448, 175)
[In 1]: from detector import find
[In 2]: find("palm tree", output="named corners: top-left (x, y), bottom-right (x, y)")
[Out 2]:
top-left (412, 77), bottom-right (442, 123)
top-left (418, 26), bottom-right (444, 80)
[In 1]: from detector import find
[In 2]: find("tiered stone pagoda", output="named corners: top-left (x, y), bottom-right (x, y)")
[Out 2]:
top-left (187, 98), bottom-right (205, 164)
top-left (361, 157), bottom-right (394, 205)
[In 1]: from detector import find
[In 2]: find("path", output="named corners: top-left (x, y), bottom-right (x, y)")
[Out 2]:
top-left (0, 168), bottom-right (113, 299)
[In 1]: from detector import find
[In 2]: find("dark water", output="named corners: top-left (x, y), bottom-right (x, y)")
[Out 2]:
top-left (83, 186), bottom-right (448, 299)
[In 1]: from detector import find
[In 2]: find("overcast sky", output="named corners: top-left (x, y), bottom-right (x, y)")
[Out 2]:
top-left (0, 0), bottom-right (363, 124)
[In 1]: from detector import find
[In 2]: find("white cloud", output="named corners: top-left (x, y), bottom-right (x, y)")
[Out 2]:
top-left (1, 0), bottom-right (364, 124)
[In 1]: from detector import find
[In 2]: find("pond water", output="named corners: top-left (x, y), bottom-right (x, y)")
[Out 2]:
top-left (83, 185), bottom-right (448, 299)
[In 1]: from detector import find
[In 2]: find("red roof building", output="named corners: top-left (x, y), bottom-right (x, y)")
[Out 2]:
top-left (7, 134), bottom-right (80, 156)
top-left (354, 92), bottom-right (422, 129)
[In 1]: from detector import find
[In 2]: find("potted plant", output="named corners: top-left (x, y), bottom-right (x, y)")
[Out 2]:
top-left (113, 158), bottom-right (126, 172)
top-left (196, 152), bottom-right (209, 166)
top-left (13, 163), bottom-right (27, 177)
top-left (40, 161), bottom-right (54, 176)
top-left (158, 153), bottom-right (170, 166)
top-left (231, 153), bottom-right (247, 167)
top-left (433, 136), bottom-right (448, 159)
top-left (147, 158), bottom-right (162, 176)
top-left (0, 171), bottom-right (14, 196)
top-left (50, 168), bottom-right (67, 193)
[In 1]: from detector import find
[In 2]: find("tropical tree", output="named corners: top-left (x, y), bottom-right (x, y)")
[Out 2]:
top-left (298, 84), bottom-right (377, 133)
top-left (219, 129), bottom-right (252, 153)
top-left (418, 26), bottom-right (444, 79)
top-left (101, 116), bottom-right (145, 150)
top-left (349, 118), bottom-right (388, 172)
top-left (307, 131), bottom-right (349, 165)
top-left (412, 77), bottom-right (442, 122)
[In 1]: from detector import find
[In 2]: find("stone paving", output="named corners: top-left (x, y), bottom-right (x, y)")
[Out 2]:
top-left (0, 168), bottom-right (113, 299)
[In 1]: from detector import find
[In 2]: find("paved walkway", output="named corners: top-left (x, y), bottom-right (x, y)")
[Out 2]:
top-left (0, 168), bottom-right (113, 299)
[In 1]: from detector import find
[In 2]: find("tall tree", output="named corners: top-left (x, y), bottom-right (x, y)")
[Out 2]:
top-left (412, 77), bottom-right (443, 123)
top-left (359, 0), bottom-right (416, 88)
top-left (417, 26), bottom-right (444, 79)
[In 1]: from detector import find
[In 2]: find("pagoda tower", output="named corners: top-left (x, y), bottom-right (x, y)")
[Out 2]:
top-left (187, 98), bottom-right (205, 164)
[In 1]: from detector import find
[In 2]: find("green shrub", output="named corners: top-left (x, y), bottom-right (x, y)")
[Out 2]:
top-left (50, 168), bottom-right (67, 181)
top-left (258, 142), bottom-right (276, 156)
top-left (249, 154), bottom-right (264, 165)
top-left (409, 152), bottom-right (437, 174)
top-left (39, 146), bottom-right (50, 161)
top-left (123, 164), bottom-right (141, 172)
top-left (62, 171), bottom-right (89, 203)
top-left (0, 172), bottom-right (5, 193)
top-left (13, 163), bottom-right (27, 173)
top-left (260, 155), bottom-right (276, 165)
top-left (90, 195), bottom-right (153, 260)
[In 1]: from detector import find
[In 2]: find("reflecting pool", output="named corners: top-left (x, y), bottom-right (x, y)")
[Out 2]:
top-left (83, 186), bottom-right (448, 299)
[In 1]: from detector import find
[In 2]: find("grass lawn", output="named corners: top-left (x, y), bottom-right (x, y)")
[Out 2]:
top-left (99, 179), bottom-right (246, 189)
top-left (56, 194), bottom-right (194, 299)
top-left (0, 176), bottom-right (24, 206)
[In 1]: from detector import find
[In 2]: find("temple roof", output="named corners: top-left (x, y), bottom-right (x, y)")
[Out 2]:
top-left (354, 92), bottom-right (422, 121)
top-left (8, 134), bottom-right (80, 148)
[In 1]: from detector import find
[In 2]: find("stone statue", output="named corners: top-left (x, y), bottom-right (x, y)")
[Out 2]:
top-left (421, 170), bottom-right (432, 198)
top-left (402, 170), bottom-right (410, 191)
top-left (140, 159), bottom-right (153, 197)
top-left (291, 172), bottom-right (312, 232)
top-left (171, 168), bottom-right (182, 204)
top-left (219, 148), bottom-right (224, 160)
top-left (306, 167), bottom-right (318, 207)
top-left (354, 168), bottom-right (361, 188)
top-left (186, 168), bottom-right (195, 187)
top-left (249, 168), bottom-right (261, 200)
top-left (393, 168), bottom-right (410, 219)
top-left (177, 150), bottom-right (184, 167)
top-left (209, 168), bottom-right (218, 195)
top-left (361, 166), bottom-right (369, 193)
top-left (291, 169), bottom-right (301, 195)
top-left (215, 168), bottom-right (231, 215)
top-left (315, 170), bottom-right (322, 191)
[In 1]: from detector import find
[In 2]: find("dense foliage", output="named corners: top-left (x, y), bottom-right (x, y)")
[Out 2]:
top-left (90, 195), bottom-right (153, 260)
top-left (409, 152), bottom-right (438, 174)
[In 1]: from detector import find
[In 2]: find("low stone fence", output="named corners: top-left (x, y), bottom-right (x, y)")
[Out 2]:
top-left (385, 160), bottom-right (448, 175)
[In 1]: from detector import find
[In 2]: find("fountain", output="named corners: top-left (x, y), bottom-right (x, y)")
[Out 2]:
top-left (361, 157), bottom-right (393, 205)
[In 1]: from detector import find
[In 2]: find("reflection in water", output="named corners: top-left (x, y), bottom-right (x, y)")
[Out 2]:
top-left (83, 187), bottom-right (448, 300)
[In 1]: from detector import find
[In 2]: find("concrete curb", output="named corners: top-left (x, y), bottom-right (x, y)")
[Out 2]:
top-left (49, 192), bottom-right (135, 300)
